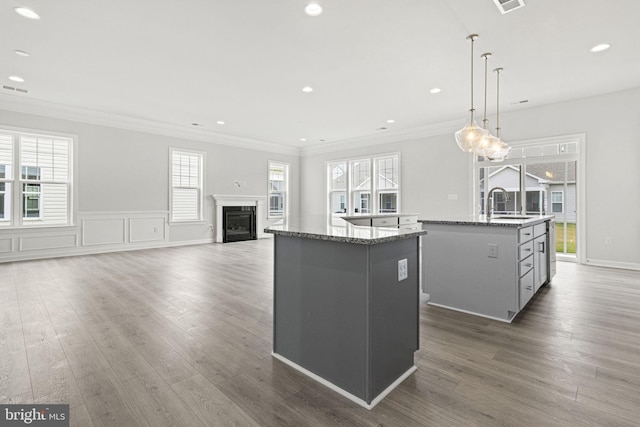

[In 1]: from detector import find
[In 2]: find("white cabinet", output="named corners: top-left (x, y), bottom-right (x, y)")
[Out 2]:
top-left (345, 214), bottom-right (418, 228)
top-left (533, 234), bottom-right (548, 291)
top-left (518, 221), bottom-right (550, 306)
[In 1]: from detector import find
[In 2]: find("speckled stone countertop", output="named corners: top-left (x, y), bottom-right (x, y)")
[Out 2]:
top-left (264, 215), bottom-right (427, 245)
top-left (419, 215), bottom-right (554, 227)
top-left (342, 213), bottom-right (420, 220)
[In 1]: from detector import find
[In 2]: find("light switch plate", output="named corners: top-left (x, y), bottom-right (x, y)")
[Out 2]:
top-left (398, 258), bottom-right (408, 281)
top-left (488, 243), bottom-right (498, 258)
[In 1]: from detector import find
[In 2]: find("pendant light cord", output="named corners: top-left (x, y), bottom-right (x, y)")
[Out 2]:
top-left (482, 53), bottom-right (491, 129)
top-left (468, 35), bottom-right (478, 121)
top-left (495, 67), bottom-right (502, 138)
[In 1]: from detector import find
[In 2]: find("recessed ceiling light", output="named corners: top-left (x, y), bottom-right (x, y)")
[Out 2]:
top-left (14, 49), bottom-right (30, 57)
top-left (216, 121), bottom-right (225, 125)
top-left (300, 138), bottom-right (307, 142)
top-left (386, 119), bottom-right (395, 124)
top-left (305, 3), bottom-right (323, 16)
top-left (590, 43), bottom-right (611, 53)
top-left (302, 86), bottom-right (314, 93)
top-left (430, 87), bottom-right (442, 94)
top-left (14, 7), bottom-right (40, 20)
top-left (9, 76), bottom-right (25, 83)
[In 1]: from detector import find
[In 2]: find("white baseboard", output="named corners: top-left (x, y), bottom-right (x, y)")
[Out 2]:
top-left (0, 238), bottom-right (216, 263)
top-left (585, 258), bottom-right (640, 271)
top-left (426, 302), bottom-right (514, 323)
top-left (272, 352), bottom-right (416, 410)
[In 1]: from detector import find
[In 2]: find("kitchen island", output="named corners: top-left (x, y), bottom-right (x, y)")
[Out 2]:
top-left (420, 215), bottom-right (555, 322)
top-left (265, 216), bottom-right (426, 409)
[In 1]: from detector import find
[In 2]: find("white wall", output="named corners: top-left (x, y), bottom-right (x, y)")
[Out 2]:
top-left (0, 109), bottom-right (300, 261)
top-left (301, 87), bottom-right (640, 270)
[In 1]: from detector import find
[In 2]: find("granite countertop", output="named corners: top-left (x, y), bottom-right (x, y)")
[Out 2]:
top-left (264, 215), bottom-right (427, 245)
top-left (342, 213), bottom-right (420, 220)
top-left (419, 215), bottom-right (554, 227)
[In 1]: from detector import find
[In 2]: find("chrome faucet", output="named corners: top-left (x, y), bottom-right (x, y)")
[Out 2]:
top-left (486, 187), bottom-right (509, 220)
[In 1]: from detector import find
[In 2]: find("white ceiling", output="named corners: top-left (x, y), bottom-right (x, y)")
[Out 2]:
top-left (2, 0), bottom-right (640, 150)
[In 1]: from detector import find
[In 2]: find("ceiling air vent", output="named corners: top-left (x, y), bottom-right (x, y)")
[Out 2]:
top-left (493, 0), bottom-right (525, 14)
top-left (2, 85), bottom-right (29, 93)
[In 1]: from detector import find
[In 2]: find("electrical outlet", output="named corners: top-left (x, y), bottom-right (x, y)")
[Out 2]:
top-left (488, 243), bottom-right (498, 258)
top-left (398, 258), bottom-right (408, 281)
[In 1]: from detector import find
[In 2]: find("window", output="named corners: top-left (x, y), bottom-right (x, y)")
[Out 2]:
top-left (328, 161), bottom-right (347, 214)
top-left (351, 159), bottom-right (371, 213)
top-left (170, 149), bottom-right (203, 222)
top-left (0, 130), bottom-right (73, 227)
top-left (377, 156), bottom-right (399, 213)
top-left (475, 136), bottom-right (581, 257)
top-left (327, 154), bottom-right (400, 216)
top-left (551, 191), bottom-right (564, 213)
top-left (268, 162), bottom-right (289, 217)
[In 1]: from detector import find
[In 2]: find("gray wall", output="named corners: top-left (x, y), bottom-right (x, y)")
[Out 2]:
top-left (300, 87), bottom-right (640, 269)
top-left (0, 108), bottom-right (300, 260)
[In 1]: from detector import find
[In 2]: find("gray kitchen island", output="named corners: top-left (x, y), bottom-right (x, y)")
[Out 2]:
top-left (265, 216), bottom-right (426, 409)
top-left (420, 215), bottom-right (556, 322)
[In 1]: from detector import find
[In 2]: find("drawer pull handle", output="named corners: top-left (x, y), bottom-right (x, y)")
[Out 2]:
top-left (526, 286), bottom-right (532, 291)
top-left (523, 232), bottom-right (531, 236)
top-left (524, 248), bottom-right (531, 252)
top-left (524, 263), bottom-right (532, 267)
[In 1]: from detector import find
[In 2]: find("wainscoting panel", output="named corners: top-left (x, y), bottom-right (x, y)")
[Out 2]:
top-left (19, 234), bottom-right (78, 251)
top-left (0, 238), bottom-right (13, 253)
top-left (82, 218), bottom-right (126, 246)
top-left (129, 217), bottom-right (166, 243)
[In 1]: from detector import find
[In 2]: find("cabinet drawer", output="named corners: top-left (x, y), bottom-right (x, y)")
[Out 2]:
top-left (399, 224), bottom-right (421, 231)
top-left (518, 240), bottom-right (534, 260)
top-left (534, 222), bottom-right (547, 237)
top-left (398, 215), bottom-right (418, 225)
top-left (518, 254), bottom-right (534, 277)
top-left (518, 226), bottom-right (534, 243)
top-left (372, 217), bottom-right (398, 226)
top-left (519, 268), bottom-right (534, 309)
top-left (348, 218), bottom-right (372, 226)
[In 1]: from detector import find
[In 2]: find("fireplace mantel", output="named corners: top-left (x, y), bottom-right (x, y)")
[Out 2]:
top-left (212, 195), bottom-right (267, 243)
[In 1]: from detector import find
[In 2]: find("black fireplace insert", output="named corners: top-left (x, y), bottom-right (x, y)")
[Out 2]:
top-left (222, 206), bottom-right (257, 243)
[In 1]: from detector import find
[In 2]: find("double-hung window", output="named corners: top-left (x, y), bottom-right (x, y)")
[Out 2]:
top-left (551, 191), bottom-right (564, 213)
top-left (327, 154), bottom-right (400, 216)
top-left (0, 129), bottom-right (73, 227)
top-left (170, 149), bottom-right (203, 222)
top-left (268, 161), bottom-right (288, 218)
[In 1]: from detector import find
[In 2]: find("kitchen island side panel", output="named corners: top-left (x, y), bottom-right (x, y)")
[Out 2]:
top-left (369, 238), bottom-right (419, 400)
top-left (273, 234), bottom-right (369, 399)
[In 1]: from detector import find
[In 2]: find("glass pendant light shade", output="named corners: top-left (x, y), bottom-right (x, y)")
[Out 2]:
top-left (486, 140), bottom-right (511, 162)
top-left (455, 117), bottom-right (488, 152)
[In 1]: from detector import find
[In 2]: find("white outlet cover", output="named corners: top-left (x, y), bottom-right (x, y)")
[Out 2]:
top-left (398, 258), bottom-right (408, 281)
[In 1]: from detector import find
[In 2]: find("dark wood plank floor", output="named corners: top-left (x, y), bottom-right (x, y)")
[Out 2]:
top-left (1, 239), bottom-right (639, 426)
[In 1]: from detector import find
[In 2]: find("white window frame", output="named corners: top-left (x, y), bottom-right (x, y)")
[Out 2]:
top-left (326, 153), bottom-right (400, 216)
top-left (551, 191), bottom-right (564, 214)
top-left (268, 161), bottom-right (289, 219)
top-left (170, 148), bottom-right (204, 223)
top-left (0, 126), bottom-right (76, 228)
top-left (474, 133), bottom-right (585, 263)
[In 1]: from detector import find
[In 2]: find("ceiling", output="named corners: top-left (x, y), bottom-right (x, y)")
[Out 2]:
top-left (2, 0), bottom-right (640, 150)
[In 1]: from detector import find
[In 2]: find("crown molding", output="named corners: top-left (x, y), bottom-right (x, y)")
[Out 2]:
top-left (0, 94), bottom-right (300, 156)
top-left (299, 119), bottom-right (461, 157)
top-left (0, 93), bottom-right (464, 158)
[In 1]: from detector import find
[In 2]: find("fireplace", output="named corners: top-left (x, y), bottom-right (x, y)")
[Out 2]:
top-left (223, 206), bottom-right (257, 243)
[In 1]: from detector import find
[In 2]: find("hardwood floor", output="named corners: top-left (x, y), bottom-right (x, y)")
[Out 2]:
top-left (1, 239), bottom-right (639, 426)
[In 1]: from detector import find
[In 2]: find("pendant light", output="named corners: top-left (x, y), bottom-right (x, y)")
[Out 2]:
top-left (485, 67), bottom-right (511, 161)
top-left (455, 34), bottom-right (489, 152)
top-left (473, 52), bottom-right (499, 156)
